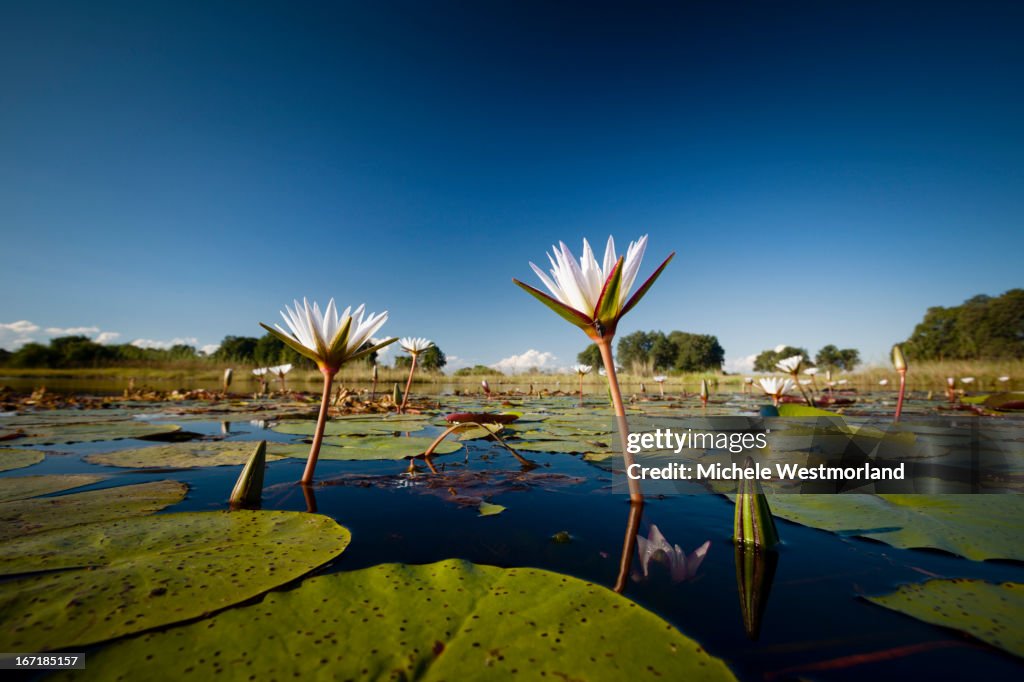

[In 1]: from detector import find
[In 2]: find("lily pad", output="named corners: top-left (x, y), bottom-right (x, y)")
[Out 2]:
top-left (0, 474), bottom-right (108, 503)
top-left (0, 480), bottom-right (188, 542)
top-left (866, 579), bottom-right (1023, 658)
top-left (0, 511), bottom-right (351, 652)
top-left (0, 448), bottom-right (45, 472)
top-left (71, 559), bottom-right (735, 681)
top-left (86, 441), bottom-right (286, 469)
top-left (765, 494), bottom-right (1024, 561)
top-left (294, 435), bottom-right (462, 460)
top-left (513, 439), bottom-right (614, 455)
top-left (1, 421), bottom-right (182, 446)
top-left (273, 416), bottom-right (430, 437)
top-left (477, 501), bottom-right (506, 516)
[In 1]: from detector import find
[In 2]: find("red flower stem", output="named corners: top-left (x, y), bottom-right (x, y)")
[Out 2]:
top-left (597, 338), bottom-right (644, 505)
top-left (399, 354), bottom-right (418, 414)
top-left (894, 368), bottom-right (907, 422)
top-left (301, 369), bottom-right (335, 485)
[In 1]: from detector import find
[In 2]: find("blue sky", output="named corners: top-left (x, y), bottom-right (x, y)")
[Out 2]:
top-left (1, 1), bottom-right (1022, 372)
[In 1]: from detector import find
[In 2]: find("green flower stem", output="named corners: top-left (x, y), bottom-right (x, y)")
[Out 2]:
top-left (300, 369), bottom-right (336, 485)
top-left (399, 354), bottom-right (418, 414)
top-left (597, 338), bottom-right (644, 504)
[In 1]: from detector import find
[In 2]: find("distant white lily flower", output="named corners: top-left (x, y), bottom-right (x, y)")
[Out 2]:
top-left (636, 525), bottom-right (710, 583)
top-left (274, 363), bottom-right (293, 376)
top-left (879, 379), bottom-right (889, 386)
top-left (598, 368), bottom-right (607, 377)
top-left (653, 375), bottom-right (667, 383)
top-left (776, 355), bottom-right (803, 374)
top-left (799, 379), bottom-right (812, 386)
top-left (758, 377), bottom-right (795, 404)
top-left (961, 377), bottom-right (975, 384)
top-left (572, 364), bottom-right (593, 375)
top-left (261, 298), bottom-right (393, 374)
top-left (399, 337), bottom-right (434, 355)
top-left (803, 367), bottom-right (819, 376)
top-left (838, 379), bottom-right (848, 385)
top-left (744, 377), bottom-right (754, 384)
top-left (998, 376), bottom-right (1010, 382)
top-left (252, 367), bottom-right (269, 376)
top-left (947, 377), bottom-right (955, 386)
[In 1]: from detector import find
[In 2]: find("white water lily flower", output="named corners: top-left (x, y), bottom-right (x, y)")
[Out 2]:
top-left (273, 363), bottom-right (293, 376)
top-left (744, 377), bottom-right (754, 384)
top-left (998, 376), bottom-right (1010, 382)
top-left (399, 337), bottom-right (434, 355)
top-left (838, 379), bottom-right (848, 385)
top-left (804, 367), bottom-right (819, 376)
top-left (799, 379), bottom-right (812, 386)
top-left (758, 377), bottom-right (795, 398)
top-left (961, 377), bottom-right (975, 384)
top-left (636, 525), bottom-right (710, 583)
top-left (261, 298), bottom-right (394, 373)
top-left (776, 355), bottom-right (803, 374)
top-left (572, 364), bottom-right (593, 375)
top-left (879, 379), bottom-right (889, 386)
top-left (252, 367), bottom-right (269, 376)
top-left (514, 235), bottom-right (674, 340)
top-left (947, 377), bottom-right (955, 386)
top-left (653, 375), bottom-right (667, 383)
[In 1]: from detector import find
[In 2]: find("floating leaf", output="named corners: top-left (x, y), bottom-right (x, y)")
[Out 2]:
top-left (86, 441), bottom-right (286, 469)
top-left (2, 421), bottom-right (182, 445)
top-left (777, 404), bottom-right (842, 417)
top-left (285, 435), bottom-right (462, 461)
top-left (0, 474), bottom-right (107, 503)
top-left (0, 511), bottom-right (351, 652)
top-left (0, 480), bottom-right (187, 542)
top-left (866, 580), bottom-right (1023, 658)
top-left (477, 501), bottom-right (506, 516)
top-left (272, 416), bottom-right (430, 437)
top-left (984, 392), bottom-right (1024, 412)
top-left (72, 559), bottom-right (735, 680)
top-left (513, 439), bottom-right (613, 455)
top-left (766, 494), bottom-right (1024, 561)
top-left (0, 448), bottom-right (45, 472)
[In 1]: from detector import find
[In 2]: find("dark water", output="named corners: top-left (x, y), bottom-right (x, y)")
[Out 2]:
top-left (8, 403), bottom-right (1023, 681)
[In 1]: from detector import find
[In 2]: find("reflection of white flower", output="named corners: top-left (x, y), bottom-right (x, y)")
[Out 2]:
top-left (653, 375), bottom-right (667, 383)
top-left (804, 367), bottom-right (819, 376)
top-left (636, 525), bottom-right (710, 583)
top-left (961, 377), bottom-right (975, 384)
top-left (776, 355), bottom-right (803, 374)
top-left (399, 337), bottom-right (434, 355)
top-left (571, 364), bottom-right (593, 375)
top-left (758, 377), bottom-right (794, 399)
top-left (879, 379), bottom-right (889, 386)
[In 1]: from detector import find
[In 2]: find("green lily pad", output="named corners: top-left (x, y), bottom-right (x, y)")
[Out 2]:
top-left (273, 416), bottom-right (430, 437)
top-left (0, 474), bottom-right (108, 503)
top-left (71, 559), bottom-right (735, 681)
top-left (0, 448), bottom-right (45, 472)
top-left (866, 579), bottom-right (1023, 658)
top-left (765, 494), bottom-right (1024, 561)
top-left (86, 441), bottom-right (286, 469)
top-left (777, 404), bottom-right (842, 417)
top-left (0, 480), bottom-right (188, 542)
top-left (286, 435), bottom-right (462, 461)
top-left (513, 439), bottom-right (614, 455)
top-left (0, 511), bottom-right (351, 652)
top-left (477, 501), bottom-right (506, 516)
top-left (2, 421), bottom-right (182, 446)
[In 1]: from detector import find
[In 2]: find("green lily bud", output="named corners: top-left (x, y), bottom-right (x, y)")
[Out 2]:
top-left (230, 440), bottom-right (266, 508)
top-left (892, 345), bottom-right (907, 372)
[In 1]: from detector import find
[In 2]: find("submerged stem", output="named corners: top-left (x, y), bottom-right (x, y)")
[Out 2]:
top-left (301, 369), bottom-right (335, 485)
top-left (597, 338), bottom-right (644, 504)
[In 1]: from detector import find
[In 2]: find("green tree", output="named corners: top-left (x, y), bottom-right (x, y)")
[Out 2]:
top-left (577, 344), bottom-right (602, 368)
top-left (616, 331), bottom-right (672, 373)
top-left (668, 331), bottom-right (725, 372)
top-left (453, 365), bottom-right (504, 377)
top-left (903, 290), bottom-right (1024, 360)
top-left (753, 346), bottom-right (810, 372)
top-left (815, 345), bottom-right (859, 371)
top-left (215, 336), bottom-right (259, 363)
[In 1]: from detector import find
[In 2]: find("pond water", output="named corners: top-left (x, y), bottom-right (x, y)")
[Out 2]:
top-left (1, 389), bottom-right (1022, 680)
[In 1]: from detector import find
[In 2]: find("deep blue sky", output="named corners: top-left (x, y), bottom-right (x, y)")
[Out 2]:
top-left (1, 1), bottom-right (1021, 371)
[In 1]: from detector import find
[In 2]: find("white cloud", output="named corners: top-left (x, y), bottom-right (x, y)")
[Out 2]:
top-left (45, 326), bottom-right (100, 335)
top-left (131, 337), bottom-right (200, 350)
top-left (491, 349), bottom-right (559, 374)
top-left (95, 331), bottom-right (122, 344)
top-left (773, 344), bottom-right (787, 353)
top-left (200, 343), bottom-right (220, 356)
top-left (0, 320), bottom-right (40, 335)
top-left (723, 354), bottom-right (757, 374)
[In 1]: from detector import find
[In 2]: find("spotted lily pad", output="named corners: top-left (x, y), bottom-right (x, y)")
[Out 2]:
top-left (0, 474), bottom-right (108, 503)
top-left (765, 494), bottom-right (1024, 561)
top-left (0, 448), bottom-right (45, 472)
top-left (866, 580), bottom-right (1023, 658)
top-left (286, 435), bottom-right (462, 460)
top-left (0, 480), bottom-right (188, 541)
top-left (71, 559), bottom-right (735, 680)
top-left (86, 441), bottom-right (286, 469)
top-left (1, 421), bottom-right (182, 445)
top-left (272, 416), bottom-right (430, 437)
top-left (0, 511), bottom-right (351, 652)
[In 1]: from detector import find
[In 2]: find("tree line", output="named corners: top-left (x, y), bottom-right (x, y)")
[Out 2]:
top-left (901, 289), bottom-right (1024, 361)
top-left (578, 330), bottom-right (726, 374)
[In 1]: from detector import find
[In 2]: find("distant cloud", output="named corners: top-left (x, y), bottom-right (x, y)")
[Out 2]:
top-left (0, 320), bottom-right (40, 335)
top-left (723, 354), bottom-right (757, 374)
top-left (95, 331), bottom-right (122, 344)
top-left (45, 326), bottom-right (100, 335)
top-left (491, 349), bottom-right (558, 374)
top-left (199, 343), bottom-right (220, 355)
top-left (130, 337), bottom-right (200, 350)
